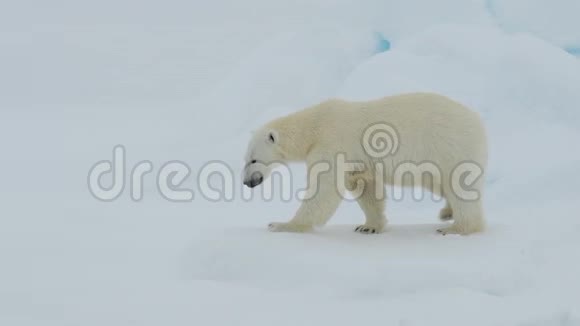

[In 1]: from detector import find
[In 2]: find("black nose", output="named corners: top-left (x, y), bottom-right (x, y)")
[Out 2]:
top-left (244, 175), bottom-right (264, 188)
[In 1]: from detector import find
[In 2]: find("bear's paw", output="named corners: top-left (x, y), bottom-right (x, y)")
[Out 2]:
top-left (268, 222), bottom-right (312, 233)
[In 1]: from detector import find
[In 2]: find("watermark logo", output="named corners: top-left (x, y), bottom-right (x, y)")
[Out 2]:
top-left (88, 145), bottom-right (126, 201)
top-left (88, 124), bottom-right (483, 203)
top-left (362, 122), bottom-right (399, 158)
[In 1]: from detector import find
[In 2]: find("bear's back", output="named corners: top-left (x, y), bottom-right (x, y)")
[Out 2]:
top-left (314, 93), bottom-right (487, 169)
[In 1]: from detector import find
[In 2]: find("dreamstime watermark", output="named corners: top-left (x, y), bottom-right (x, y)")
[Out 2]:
top-left (88, 123), bottom-right (484, 203)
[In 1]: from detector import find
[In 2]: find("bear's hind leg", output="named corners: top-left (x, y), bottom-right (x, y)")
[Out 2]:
top-left (437, 198), bottom-right (484, 235)
top-left (438, 200), bottom-right (453, 221)
top-left (354, 179), bottom-right (387, 234)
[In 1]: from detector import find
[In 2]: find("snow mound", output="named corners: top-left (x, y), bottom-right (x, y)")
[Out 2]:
top-left (489, 0), bottom-right (580, 52)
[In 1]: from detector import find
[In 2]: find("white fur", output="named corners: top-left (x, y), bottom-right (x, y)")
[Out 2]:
top-left (243, 93), bottom-right (488, 235)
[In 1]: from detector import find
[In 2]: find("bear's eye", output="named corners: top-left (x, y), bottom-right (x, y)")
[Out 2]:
top-left (268, 132), bottom-right (275, 144)
top-left (250, 159), bottom-right (257, 164)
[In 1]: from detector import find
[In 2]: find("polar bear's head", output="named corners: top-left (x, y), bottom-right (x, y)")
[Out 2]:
top-left (243, 128), bottom-right (283, 188)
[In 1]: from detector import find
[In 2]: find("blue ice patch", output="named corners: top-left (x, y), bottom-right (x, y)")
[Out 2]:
top-left (374, 33), bottom-right (391, 53)
top-left (565, 46), bottom-right (580, 56)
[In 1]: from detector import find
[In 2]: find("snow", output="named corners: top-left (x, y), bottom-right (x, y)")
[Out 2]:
top-left (488, 0), bottom-right (580, 52)
top-left (2, 1), bottom-right (580, 325)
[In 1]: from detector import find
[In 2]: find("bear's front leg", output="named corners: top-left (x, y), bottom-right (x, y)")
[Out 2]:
top-left (353, 178), bottom-right (387, 234)
top-left (268, 170), bottom-right (343, 233)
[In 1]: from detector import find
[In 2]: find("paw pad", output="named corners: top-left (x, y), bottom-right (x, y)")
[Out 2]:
top-left (355, 226), bottom-right (378, 234)
top-left (437, 228), bottom-right (447, 235)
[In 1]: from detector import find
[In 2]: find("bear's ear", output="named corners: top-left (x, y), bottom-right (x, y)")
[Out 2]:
top-left (267, 130), bottom-right (278, 144)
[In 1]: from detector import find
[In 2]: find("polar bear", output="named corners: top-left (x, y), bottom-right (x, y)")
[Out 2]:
top-left (243, 93), bottom-right (487, 235)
